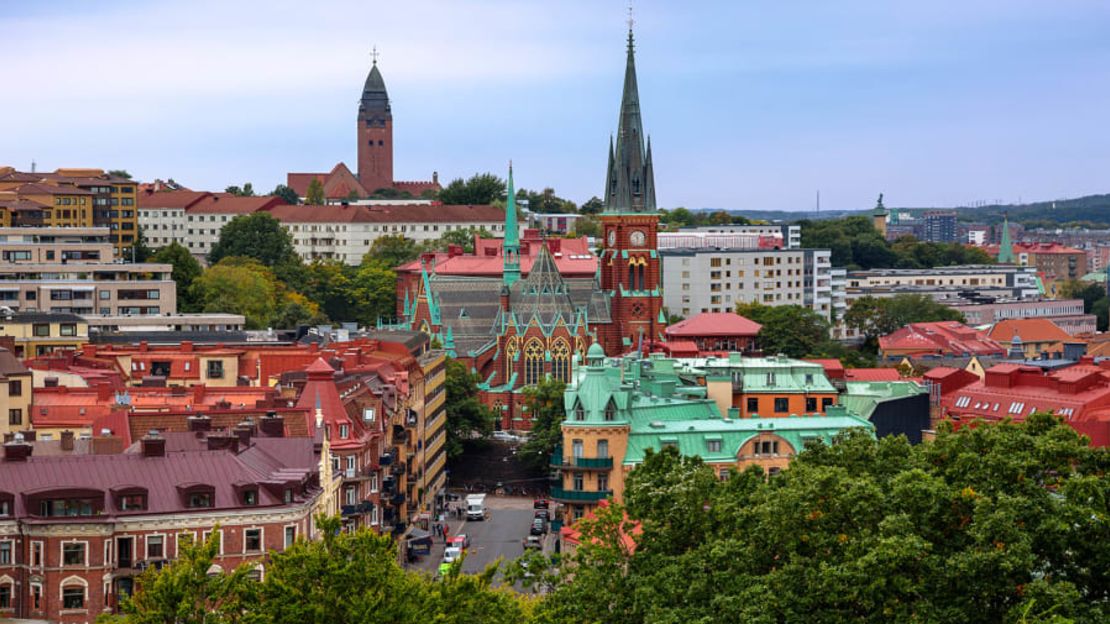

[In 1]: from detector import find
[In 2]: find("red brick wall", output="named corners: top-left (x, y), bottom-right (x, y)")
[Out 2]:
top-left (358, 118), bottom-right (393, 195)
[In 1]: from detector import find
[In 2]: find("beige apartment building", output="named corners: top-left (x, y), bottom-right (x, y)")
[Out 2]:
top-left (0, 226), bottom-right (115, 263)
top-left (0, 346), bottom-right (32, 434)
top-left (0, 262), bottom-right (176, 316)
top-left (0, 311), bottom-right (89, 357)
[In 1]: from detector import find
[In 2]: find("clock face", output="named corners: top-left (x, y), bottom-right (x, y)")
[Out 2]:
top-left (630, 230), bottom-right (646, 247)
top-left (607, 230), bottom-right (616, 246)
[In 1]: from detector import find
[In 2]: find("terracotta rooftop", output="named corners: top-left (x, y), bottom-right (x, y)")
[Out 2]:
top-left (988, 318), bottom-right (1074, 344)
top-left (186, 193), bottom-right (286, 214)
top-left (665, 312), bottom-right (762, 338)
top-left (138, 189), bottom-right (212, 209)
top-left (879, 321), bottom-right (1006, 357)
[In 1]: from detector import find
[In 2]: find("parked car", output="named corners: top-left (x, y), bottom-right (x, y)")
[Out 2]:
top-left (523, 535), bottom-right (543, 550)
top-left (448, 534), bottom-right (470, 550)
top-left (533, 498), bottom-right (550, 509)
top-left (533, 509), bottom-right (550, 521)
top-left (442, 546), bottom-right (463, 564)
top-left (530, 517), bottom-right (547, 535)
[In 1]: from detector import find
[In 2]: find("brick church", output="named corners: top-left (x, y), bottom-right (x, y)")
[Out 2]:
top-left (286, 57), bottom-right (440, 200)
top-left (400, 27), bottom-right (663, 430)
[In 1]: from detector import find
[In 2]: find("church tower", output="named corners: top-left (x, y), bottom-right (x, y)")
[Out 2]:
top-left (599, 26), bottom-right (664, 354)
top-left (357, 56), bottom-right (394, 195)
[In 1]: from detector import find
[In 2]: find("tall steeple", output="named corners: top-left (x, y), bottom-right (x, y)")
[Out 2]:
top-left (997, 213), bottom-right (1015, 263)
top-left (603, 26), bottom-right (655, 214)
top-left (357, 50), bottom-right (394, 195)
top-left (503, 164), bottom-right (521, 287)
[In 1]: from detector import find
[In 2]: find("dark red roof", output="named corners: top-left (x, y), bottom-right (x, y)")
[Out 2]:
top-left (138, 189), bottom-right (212, 209)
top-left (879, 321), bottom-right (1005, 357)
top-left (843, 368), bottom-right (903, 382)
top-left (187, 193), bottom-right (285, 214)
top-left (665, 312), bottom-right (762, 338)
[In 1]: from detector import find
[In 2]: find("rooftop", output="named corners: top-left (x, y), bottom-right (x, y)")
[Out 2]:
top-left (665, 312), bottom-right (761, 338)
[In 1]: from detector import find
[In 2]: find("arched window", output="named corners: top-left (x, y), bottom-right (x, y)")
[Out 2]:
top-left (551, 339), bottom-right (571, 382)
top-left (504, 338), bottom-right (518, 381)
top-left (637, 264), bottom-right (646, 291)
top-left (628, 264), bottom-right (636, 290)
top-left (524, 339), bottom-right (544, 386)
top-left (604, 399), bottom-right (617, 421)
top-left (60, 575), bottom-right (88, 610)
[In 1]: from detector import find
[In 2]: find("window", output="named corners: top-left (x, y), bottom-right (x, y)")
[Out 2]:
top-left (0, 541), bottom-right (10, 564)
top-left (597, 439), bottom-right (609, 458)
top-left (805, 397), bottom-right (817, 412)
top-left (62, 586), bottom-right (84, 610)
top-left (339, 424), bottom-right (349, 439)
top-left (207, 360), bottom-right (224, 379)
top-left (572, 473), bottom-right (584, 491)
top-left (574, 401), bottom-right (585, 421)
top-left (524, 339), bottom-right (544, 386)
top-left (0, 584), bottom-right (9, 609)
top-left (604, 399), bottom-right (617, 421)
top-left (597, 473), bottom-right (609, 491)
top-left (765, 372), bottom-right (776, 386)
top-left (756, 440), bottom-right (780, 456)
top-left (62, 542), bottom-right (86, 566)
top-left (31, 542), bottom-right (42, 567)
top-left (187, 492), bottom-right (213, 508)
top-left (821, 398), bottom-right (833, 410)
top-left (746, 397), bottom-right (758, 412)
top-left (32, 323), bottom-right (50, 337)
top-left (773, 398), bottom-right (789, 413)
top-left (706, 439), bottom-right (722, 453)
top-left (8, 380), bottom-right (21, 397)
top-left (119, 494), bottom-right (145, 510)
top-left (551, 339), bottom-right (571, 382)
top-left (243, 490), bottom-right (258, 506)
top-left (571, 439), bottom-right (583, 459)
top-left (244, 529), bottom-right (262, 552)
top-left (146, 535), bottom-right (164, 559)
top-left (284, 526), bottom-right (296, 549)
top-left (7, 409), bottom-right (20, 427)
top-left (60, 323), bottom-right (77, 336)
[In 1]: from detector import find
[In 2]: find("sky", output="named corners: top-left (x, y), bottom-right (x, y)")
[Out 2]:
top-left (2, 0), bottom-right (1109, 211)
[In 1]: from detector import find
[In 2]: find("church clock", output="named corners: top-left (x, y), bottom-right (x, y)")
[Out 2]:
top-left (630, 230), bottom-right (645, 247)
top-left (607, 230), bottom-right (616, 246)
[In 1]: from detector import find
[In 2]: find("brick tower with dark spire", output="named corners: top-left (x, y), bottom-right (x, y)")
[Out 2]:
top-left (357, 58), bottom-right (394, 194)
top-left (598, 25), bottom-right (664, 354)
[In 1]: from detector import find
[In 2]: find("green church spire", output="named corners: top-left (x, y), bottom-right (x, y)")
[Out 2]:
top-left (997, 214), bottom-right (1014, 263)
top-left (603, 25), bottom-right (655, 214)
top-left (503, 163), bottom-right (521, 287)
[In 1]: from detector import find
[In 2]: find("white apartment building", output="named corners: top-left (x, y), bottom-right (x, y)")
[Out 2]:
top-left (674, 224), bottom-right (801, 249)
top-left (661, 247), bottom-right (833, 319)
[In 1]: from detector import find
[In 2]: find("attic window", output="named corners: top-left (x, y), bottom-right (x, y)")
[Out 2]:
top-left (604, 400), bottom-right (617, 421)
top-left (459, 309), bottom-right (468, 319)
top-left (574, 402), bottom-right (585, 421)
top-left (339, 424), bottom-right (350, 439)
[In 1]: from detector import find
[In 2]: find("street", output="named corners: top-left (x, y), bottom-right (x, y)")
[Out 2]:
top-left (407, 495), bottom-right (546, 581)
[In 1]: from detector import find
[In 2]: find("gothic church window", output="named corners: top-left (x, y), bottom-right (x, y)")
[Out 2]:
top-left (524, 339), bottom-right (544, 386)
top-left (551, 340), bottom-right (571, 382)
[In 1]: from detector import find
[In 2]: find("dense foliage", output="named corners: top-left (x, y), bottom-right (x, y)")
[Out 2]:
top-left (438, 173), bottom-right (506, 205)
top-left (151, 242), bottom-right (203, 312)
top-left (844, 294), bottom-right (966, 352)
top-left (517, 376), bottom-right (568, 471)
top-left (799, 216), bottom-right (993, 269)
top-left (208, 213), bottom-right (297, 267)
top-left (1059, 279), bottom-right (1110, 331)
top-left (444, 359), bottom-right (496, 458)
top-left (537, 415), bottom-right (1110, 624)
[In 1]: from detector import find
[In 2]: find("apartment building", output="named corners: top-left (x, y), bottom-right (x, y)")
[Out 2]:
top-left (674, 224), bottom-right (801, 249)
top-left (0, 312), bottom-right (89, 357)
top-left (40, 169), bottom-right (140, 256)
top-left (947, 298), bottom-right (1095, 336)
top-left (844, 265), bottom-right (1040, 303)
top-left (661, 246), bottom-right (833, 319)
top-left (0, 226), bottom-right (114, 263)
top-left (0, 347), bottom-right (32, 435)
top-left (0, 262), bottom-right (176, 316)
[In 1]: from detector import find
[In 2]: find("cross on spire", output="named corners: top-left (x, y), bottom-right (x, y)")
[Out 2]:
top-left (627, 2), bottom-right (634, 31)
top-left (370, 45), bottom-right (379, 65)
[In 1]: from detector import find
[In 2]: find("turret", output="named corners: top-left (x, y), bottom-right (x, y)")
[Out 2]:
top-left (503, 164), bottom-right (521, 287)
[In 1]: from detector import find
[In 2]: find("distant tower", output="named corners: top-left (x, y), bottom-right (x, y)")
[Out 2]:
top-left (503, 164), bottom-right (521, 288)
top-left (357, 51), bottom-right (394, 195)
top-left (997, 213), bottom-right (1015, 264)
top-left (871, 193), bottom-right (888, 238)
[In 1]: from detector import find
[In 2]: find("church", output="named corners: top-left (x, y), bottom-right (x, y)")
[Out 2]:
top-left (286, 56), bottom-right (440, 200)
top-left (399, 26), bottom-right (664, 430)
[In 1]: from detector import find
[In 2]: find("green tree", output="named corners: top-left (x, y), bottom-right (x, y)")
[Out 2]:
top-left (224, 182), bottom-right (255, 197)
top-left (432, 227), bottom-right (492, 253)
top-left (517, 376), bottom-right (567, 470)
top-left (572, 216), bottom-right (600, 238)
top-left (305, 178), bottom-right (325, 205)
top-left (350, 259), bottom-right (399, 327)
top-left (1058, 279), bottom-right (1106, 313)
top-left (152, 242), bottom-right (203, 312)
top-left (208, 212), bottom-right (297, 267)
top-left (107, 169), bottom-right (132, 179)
top-left (438, 173), bottom-right (505, 205)
top-left (444, 359), bottom-right (496, 458)
top-left (369, 187), bottom-right (413, 200)
top-left (844, 294), bottom-right (965, 351)
top-left (271, 184), bottom-right (299, 205)
top-left (108, 530), bottom-right (259, 624)
top-left (365, 235), bottom-right (425, 269)
top-left (129, 226), bottom-right (153, 262)
top-left (189, 258), bottom-right (279, 329)
top-left (579, 196), bottom-right (604, 215)
top-left (1093, 296), bottom-right (1110, 332)
top-left (735, 302), bottom-right (830, 358)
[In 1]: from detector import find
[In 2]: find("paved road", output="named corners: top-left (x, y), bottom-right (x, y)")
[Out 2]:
top-left (408, 496), bottom-right (544, 579)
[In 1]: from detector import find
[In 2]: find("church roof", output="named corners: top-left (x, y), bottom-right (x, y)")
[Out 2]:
top-left (604, 28), bottom-right (656, 214)
top-left (507, 244), bottom-right (580, 331)
top-left (359, 61), bottom-right (390, 115)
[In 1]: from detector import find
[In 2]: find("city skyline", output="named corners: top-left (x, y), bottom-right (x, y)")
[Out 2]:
top-left (2, 0), bottom-right (1109, 210)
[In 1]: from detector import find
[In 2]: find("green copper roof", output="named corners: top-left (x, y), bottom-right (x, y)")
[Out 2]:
top-left (667, 355), bottom-right (837, 394)
top-left (503, 164), bottom-right (521, 287)
top-left (997, 215), bottom-right (1015, 263)
top-left (871, 193), bottom-right (888, 217)
top-left (840, 381), bottom-right (926, 420)
top-left (603, 28), bottom-right (656, 215)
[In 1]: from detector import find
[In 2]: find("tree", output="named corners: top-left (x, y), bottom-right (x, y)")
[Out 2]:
top-left (1093, 296), bottom-right (1110, 332)
top-left (438, 173), bottom-right (505, 205)
top-left (273, 291), bottom-right (326, 329)
top-left (735, 302), bottom-right (830, 358)
top-left (130, 226), bottom-right (153, 262)
top-left (189, 258), bottom-right (280, 329)
top-left (305, 178), bottom-right (325, 205)
top-left (517, 377), bottom-right (567, 470)
top-left (107, 169), bottom-right (132, 179)
top-left (152, 242), bottom-right (203, 311)
top-left (208, 212), bottom-right (297, 267)
top-left (350, 259), bottom-right (399, 327)
top-left (432, 227), bottom-right (492, 253)
top-left (224, 183), bottom-right (255, 197)
top-left (364, 235), bottom-right (424, 269)
top-left (271, 184), bottom-right (299, 205)
top-left (844, 294), bottom-right (965, 351)
top-left (110, 530), bottom-right (260, 624)
top-left (540, 416), bottom-right (1110, 624)
top-left (1058, 279), bottom-right (1105, 313)
top-left (573, 216), bottom-right (600, 238)
top-left (346, 189), bottom-right (361, 201)
top-left (444, 359), bottom-right (496, 458)
top-left (579, 196), bottom-right (604, 215)
top-left (369, 187), bottom-right (413, 200)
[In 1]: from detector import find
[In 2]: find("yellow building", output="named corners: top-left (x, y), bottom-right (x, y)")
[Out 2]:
top-left (12, 182), bottom-right (93, 227)
top-left (0, 311), bottom-right (89, 358)
top-left (47, 169), bottom-right (140, 257)
top-left (0, 346), bottom-right (33, 435)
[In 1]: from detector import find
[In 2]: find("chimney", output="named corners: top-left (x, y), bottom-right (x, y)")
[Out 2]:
top-left (19, 430), bottom-right (36, 442)
top-left (181, 341), bottom-right (193, 352)
top-left (186, 414), bottom-right (212, 432)
top-left (259, 411), bottom-right (285, 437)
top-left (141, 430), bottom-right (166, 458)
top-left (206, 434), bottom-right (239, 453)
top-left (3, 434), bottom-right (33, 462)
top-left (60, 430), bottom-right (75, 451)
top-left (233, 420), bottom-right (254, 447)
top-left (1064, 341), bottom-right (1086, 361)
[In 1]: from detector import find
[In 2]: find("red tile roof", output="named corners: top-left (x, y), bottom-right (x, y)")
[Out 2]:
top-left (138, 189), bottom-right (212, 209)
top-left (843, 368), bottom-right (903, 382)
top-left (805, 359), bottom-right (846, 380)
top-left (988, 318), bottom-right (1073, 344)
top-left (187, 193), bottom-right (286, 214)
top-left (14, 182), bottom-right (94, 195)
top-left (397, 234), bottom-right (597, 277)
top-left (665, 312), bottom-right (761, 338)
top-left (879, 321), bottom-right (1006, 357)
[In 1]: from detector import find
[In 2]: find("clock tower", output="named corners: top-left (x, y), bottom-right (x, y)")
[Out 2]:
top-left (598, 26), bottom-right (663, 354)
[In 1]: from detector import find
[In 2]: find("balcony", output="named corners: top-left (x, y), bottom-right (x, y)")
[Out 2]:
top-left (550, 456), bottom-right (614, 470)
top-left (341, 501), bottom-right (375, 516)
top-left (389, 492), bottom-right (406, 506)
top-left (550, 488), bottom-right (613, 502)
top-left (379, 452), bottom-right (393, 467)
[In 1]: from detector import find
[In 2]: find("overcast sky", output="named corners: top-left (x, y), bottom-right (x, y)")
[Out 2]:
top-left (2, 0), bottom-right (1108, 211)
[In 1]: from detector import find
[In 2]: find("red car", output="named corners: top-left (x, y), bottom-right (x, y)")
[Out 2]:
top-left (533, 498), bottom-right (549, 509)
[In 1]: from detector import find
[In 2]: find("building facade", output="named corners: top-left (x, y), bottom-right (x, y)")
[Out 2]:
top-left (947, 298), bottom-right (1095, 336)
top-left (0, 262), bottom-right (176, 317)
top-left (0, 347), bottom-right (32, 435)
top-left (0, 227), bottom-right (114, 264)
top-left (0, 312), bottom-right (89, 358)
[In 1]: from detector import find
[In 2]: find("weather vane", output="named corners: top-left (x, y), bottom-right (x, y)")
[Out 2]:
top-left (627, 2), bottom-right (634, 31)
top-left (371, 45), bottom-right (379, 65)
